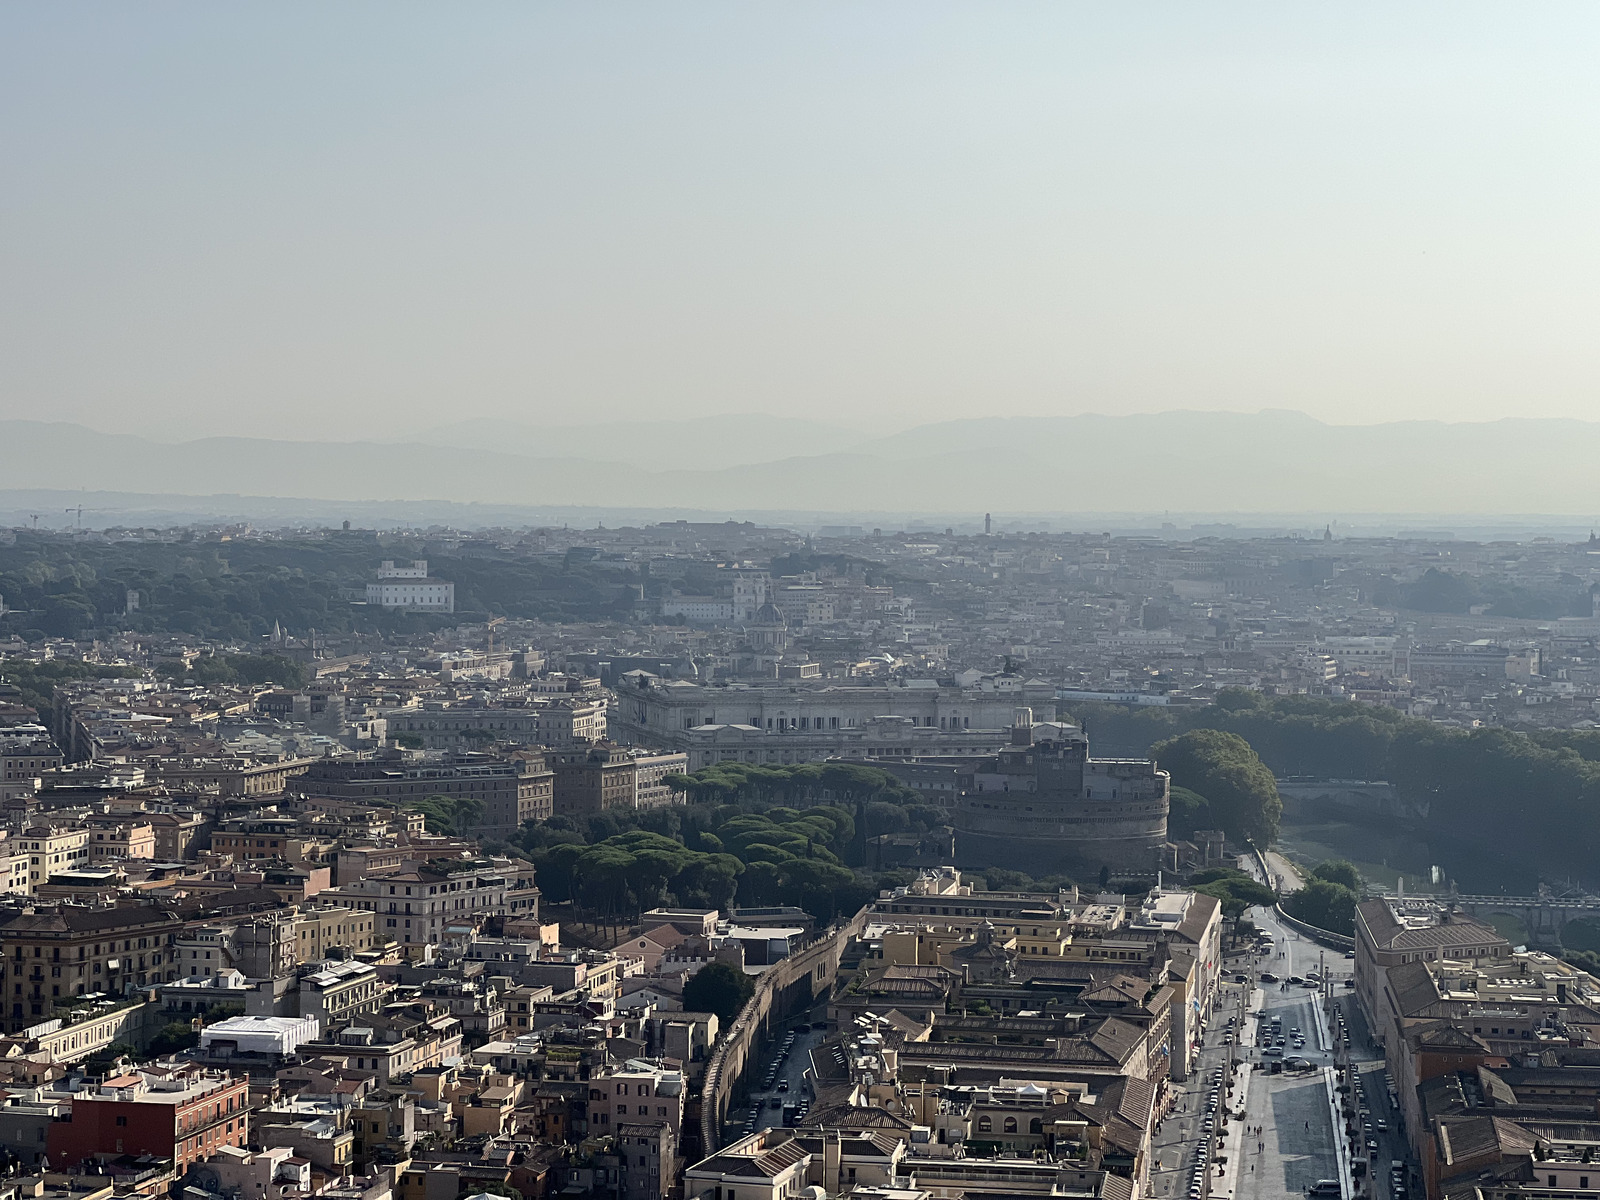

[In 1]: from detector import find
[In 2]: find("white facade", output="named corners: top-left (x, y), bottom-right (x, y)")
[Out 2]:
top-left (1322, 636), bottom-right (1398, 676)
top-left (200, 1014), bottom-right (321, 1056)
top-left (727, 569), bottom-right (770, 622)
top-left (367, 561), bottom-right (454, 612)
top-left (661, 598), bottom-right (734, 622)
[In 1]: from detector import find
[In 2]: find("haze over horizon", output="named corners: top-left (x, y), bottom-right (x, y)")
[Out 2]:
top-left (5, 4), bottom-right (1600, 443)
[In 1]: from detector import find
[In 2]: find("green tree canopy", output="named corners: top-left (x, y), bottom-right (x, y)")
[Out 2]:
top-left (1310, 859), bottom-right (1361, 892)
top-left (1150, 729), bottom-right (1282, 844)
top-left (683, 962), bottom-right (755, 1025)
top-left (1283, 878), bottom-right (1358, 936)
top-left (1187, 867), bottom-right (1277, 920)
top-left (1167, 786), bottom-right (1213, 840)
top-left (405, 794), bottom-right (485, 837)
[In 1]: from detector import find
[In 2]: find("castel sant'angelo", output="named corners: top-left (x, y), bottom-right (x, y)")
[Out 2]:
top-left (953, 709), bottom-right (1171, 873)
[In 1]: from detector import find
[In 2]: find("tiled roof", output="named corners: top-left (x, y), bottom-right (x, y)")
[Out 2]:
top-left (1174, 892), bottom-right (1221, 943)
top-left (0, 906), bottom-right (180, 935)
top-left (1386, 960), bottom-right (1444, 1018)
top-left (693, 1135), bottom-right (811, 1179)
top-left (1357, 898), bottom-right (1402, 946)
top-left (796, 1104), bottom-right (913, 1131)
top-left (1086, 1018), bottom-right (1146, 1066)
top-left (1357, 898), bottom-right (1501, 952)
top-left (1413, 1022), bottom-right (1492, 1053)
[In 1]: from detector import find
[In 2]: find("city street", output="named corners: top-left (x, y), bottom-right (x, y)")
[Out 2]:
top-left (1153, 892), bottom-right (1372, 1200)
top-left (1237, 906), bottom-right (1348, 1200)
top-left (1338, 991), bottom-right (1416, 1200)
top-left (724, 1013), bottom-right (826, 1139)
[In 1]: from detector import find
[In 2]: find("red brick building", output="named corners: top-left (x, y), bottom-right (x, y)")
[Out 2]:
top-left (49, 1065), bottom-right (249, 1171)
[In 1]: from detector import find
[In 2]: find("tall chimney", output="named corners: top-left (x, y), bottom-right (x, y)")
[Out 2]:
top-left (1012, 707), bottom-right (1034, 746)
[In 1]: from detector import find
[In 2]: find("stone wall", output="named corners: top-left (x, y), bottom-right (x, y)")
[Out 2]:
top-left (698, 909), bottom-right (869, 1154)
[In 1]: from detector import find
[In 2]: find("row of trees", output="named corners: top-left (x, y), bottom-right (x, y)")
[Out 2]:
top-left (666, 760), bottom-right (927, 808)
top-left (0, 530), bottom-right (635, 641)
top-left (1281, 860), bottom-right (1362, 935)
top-left (406, 795), bottom-right (487, 837)
top-left (520, 802), bottom-right (878, 926)
top-left (154, 653), bottom-right (309, 689)
top-left (1372, 567), bottom-right (1592, 619)
top-left (0, 658), bottom-right (143, 714)
top-left (1068, 688), bottom-right (1600, 887)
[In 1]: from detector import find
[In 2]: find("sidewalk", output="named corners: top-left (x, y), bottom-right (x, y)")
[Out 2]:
top-left (1313, 990), bottom-right (1355, 1198)
top-left (1207, 986), bottom-right (1263, 1200)
top-left (1207, 1056), bottom-right (1253, 1199)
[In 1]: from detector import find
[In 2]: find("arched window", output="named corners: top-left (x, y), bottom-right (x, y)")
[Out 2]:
top-left (1004, 1117), bottom-right (1018, 1134)
top-left (1029, 1118), bottom-right (1043, 1134)
top-left (977, 1117), bottom-right (992, 1133)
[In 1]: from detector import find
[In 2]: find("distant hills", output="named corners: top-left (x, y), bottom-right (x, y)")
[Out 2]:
top-left (3, 411), bottom-right (1598, 515)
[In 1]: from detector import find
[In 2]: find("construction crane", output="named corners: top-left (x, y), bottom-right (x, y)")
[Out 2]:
top-left (485, 616), bottom-right (506, 653)
top-left (64, 504), bottom-right (111, 530)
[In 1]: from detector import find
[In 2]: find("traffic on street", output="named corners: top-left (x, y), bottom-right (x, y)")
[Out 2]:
top-left (1152, 867), bottom-right (1420, 1200)
top-left (726, 1011), bottom-right (826, 1139)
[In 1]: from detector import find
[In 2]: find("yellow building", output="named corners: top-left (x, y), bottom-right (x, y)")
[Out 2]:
top-left (0, 839), bottom-right (31, 896)
top-left (87, 823), bottom-right (156, 861)
top-left (295, 904), bottom-right (378, 959)
top-left (879, 921), bottom-right (1071, 969)
top-left (22, 826), bottom-right (91, 889)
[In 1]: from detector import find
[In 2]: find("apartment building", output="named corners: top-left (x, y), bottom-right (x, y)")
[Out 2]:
top-left (0, 838), bottom-right (30, 897)
top-left (209, 819), bottom-right (332, 868)
top-left (0, 740), bottom-right (62, 801)
top-left (326, 858), bottom-right (539, 951)
top-left (299, 960), bottom-right (387, 1028)
top-left (86, 821), bottom-right (155, 861)
top-left (298, 752), bottom-right (554, 839)
top-left (148, 810), bottom-right (209, 861)
top-left (548, 743), bottom-right (688, 816)
top-left (19, 826), bottom-right (91, 890)
top-left (588, 1060), bottom-right (686, 1138)
top-left (47, 1065), bottom-right (250, 1173)
top-left (294, 904), bottom-right (378, 960)
top-left (1354, 896), bottom-right (1510, 1053)
top-left (0, 905), bottom-right (182, 1029)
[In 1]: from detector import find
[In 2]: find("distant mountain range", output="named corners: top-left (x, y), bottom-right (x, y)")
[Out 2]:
top-left (3, 411), bottom-right (1598, 515)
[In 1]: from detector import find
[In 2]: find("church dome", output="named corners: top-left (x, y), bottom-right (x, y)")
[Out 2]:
top-left (753, 601), bottom-right (787, 627)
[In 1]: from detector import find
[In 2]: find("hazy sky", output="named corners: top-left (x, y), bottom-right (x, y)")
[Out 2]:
top-left (3, 4), bottom-right (1599, 441)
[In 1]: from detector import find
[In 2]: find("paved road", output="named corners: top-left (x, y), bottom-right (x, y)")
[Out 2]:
top-left (1228, 902), bottom-right (1356, 1200)
top-left (1148, 978), bottom-right (1246, 1199)
top-left (1336, 992), bottom-right (1416, 1200)
top-left (1264, 852), bottom-right (1306, 896)
top-left (1237, 908), bottom-right (1345, 1200)
top-left (725, 1012), bottom-right (826, 1139)
top-left (1239, 873), bottom-right (1420, 1200)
